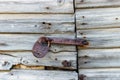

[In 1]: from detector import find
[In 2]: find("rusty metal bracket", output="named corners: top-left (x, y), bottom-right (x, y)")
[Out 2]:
top-left (32, 36), bottom-right (89, 58)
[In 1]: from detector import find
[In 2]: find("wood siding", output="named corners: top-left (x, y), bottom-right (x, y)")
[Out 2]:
top-left (76, 0), bottom-right (120, 80)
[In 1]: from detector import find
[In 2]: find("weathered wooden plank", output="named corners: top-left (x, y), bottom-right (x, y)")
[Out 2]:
top-left (79, 69), bottom-right (120, 80)
top-left (0, 22), bottom-right (74, 34)
top-left (0, 34), bottom-right (75, 51)
top-left (76, 0), bottom-right (120, 8)
top-left (0, 14), bottom-right (74, 22)
top-left (77, 28), bottom-right (120, 48)
top-left (0, 51), bottom-right (76, 70)
top-left (0, 69), bottom-right (78, 80)
top-left (0, 14), bottom-right (74, 33)
top-left (0, 0), bottom-right (73, 13)
top-left (78, 49), bottom-right (120, 68)
top-left (76, 8), bottom-right (120, 29)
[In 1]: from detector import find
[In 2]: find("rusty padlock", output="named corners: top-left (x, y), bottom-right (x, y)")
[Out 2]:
top-left (32, 37), bottom-right (89, 58)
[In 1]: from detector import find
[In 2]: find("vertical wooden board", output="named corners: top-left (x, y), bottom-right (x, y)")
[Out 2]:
top-left (76, 8), bottom-right (120, 29)
top-left (0, 0), bottom-right (74, 13)
top-left (79, 69), bottom-right (120, 80)
top-left (76, 0), bottom-right (120, 8)
top-left (0, 70), bottom-right (78, 80)
top-left (77, 28), bottom-right (120, 48)
top-left (78, 49), bottom-right (120, 68)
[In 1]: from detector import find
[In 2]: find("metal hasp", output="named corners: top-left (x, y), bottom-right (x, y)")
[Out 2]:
top-left (32, 36), bottom-right (89, 58)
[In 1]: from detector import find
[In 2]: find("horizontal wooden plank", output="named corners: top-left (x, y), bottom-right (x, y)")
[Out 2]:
top-left (0, 34), bottom-right (75, 51)
top-left (79, 69), bottom-right (120, 80)
top-left (0, 0), bottom-right (73, 13)
top-left (0, 14), bottom-right (74, 22)
top-left (77, 28), bottom-right (120, 48)
top-left (0, 22), bottom-right (74, 34)
top-left (0, 14), bottom-right (74, 34)
top-left (76, 8), bottom-right (120, 29)
top-left (0, 69), bottom-right (78, 80)
top-left (78, 49), bottom-right (120, 68)
top-left (76, 0), bottom-right (120, 8)
top-left (0, 51), bottom-right (76, 70)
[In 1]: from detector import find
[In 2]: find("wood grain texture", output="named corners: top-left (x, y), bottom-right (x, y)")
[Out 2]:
top-left (0, 51), bottom-right (76, 70)
top-left (78, 49), bottom-right (120, 68)
top-left (76, 8), bottom-right (120, 29)
top-left (0, 22), bottom-right (74, 34)
top-left (76, 0), bottom-right (120, 8)
top-left (0, 14), bottom-right (74, 33)
top-left (77, 28), bottom-right (120, 48)
top-left (0, 69), bottom-right (78, 80)
top-left (79, 69), bottom-right (120, 80)
top-left (0, 14), bottom-right (74, 22)
top-left (0, 0), bottom-right (73, 13)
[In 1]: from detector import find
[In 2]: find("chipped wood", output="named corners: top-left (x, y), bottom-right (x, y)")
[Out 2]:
top-left (0, 51), bottom-right (76, 70)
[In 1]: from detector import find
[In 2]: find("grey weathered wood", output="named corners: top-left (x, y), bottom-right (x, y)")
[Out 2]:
top-left (79, 69), bottom-right (120, 80)
top-left (0, 14), bottom-right (74, 33)
top-left (0, 22), bottom-right (74, 34)
top-left (0, 51), bottom-right (76, 70)
top-left (76, 8), bottom-right (120, 29)
top-left (77, 28), bottom-right (120, 48)
top-left (0, 14), bottom-right (74, 22)
top-left (76, 0), bottom-right (120, 8)
top-left (0, 0), bottom-right (73, 13)
top-left (0, 34), bottom-right (75, 50)
top-left (0, 69), bottom-right (78, 80)
top-left (78, 49), bottom-right (120, 68)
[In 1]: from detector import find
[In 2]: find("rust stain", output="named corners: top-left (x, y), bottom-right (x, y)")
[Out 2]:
top-left (79, 74), bottom-right (86, 80)
top-left (115, 18), bottom-right (118, 20)
top-left (80, 0), bottom-right (84, 2)
top-left (46, 7), bottom-right (50, 9)
top-left (62, 60), bottom-right (71, 67)
top-left (82, 16), bottom-right (85, 18)
top-left (81, 23), bottom-right (88, 25)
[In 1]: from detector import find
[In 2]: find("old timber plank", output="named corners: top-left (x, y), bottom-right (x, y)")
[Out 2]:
top-left (0, 14), bottom-right (74, 33)
top-left (77, 28), bottom-right (120, 48)
top-left (79, 69), bottom-right (120, 80)
top-left (78, 49), bottom-right (120, 68)
top-left (76, 8), bottom-right (120, 29)
top-left (0, 14), bottom-right (74, 22)
top-left (76, 0), bottom-right (120, 8)
top-left (0, 0), bottom-right (73, 13)
top-left (0, 69), bottom-right (78, 80)
top-left (0, 22), bottom-right (74, 34)
top-left (0, 51), bottom-right (76, 70)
